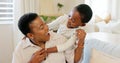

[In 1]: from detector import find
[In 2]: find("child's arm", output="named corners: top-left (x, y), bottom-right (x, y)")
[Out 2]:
top-left (74, 39), bottom-right (84, 63)
top-left (74, 29), bottom-right (86, 63)
top-left (46, 46), bottom-right (58, 53)
top-left (48, 14), bottom-right (68, 31)
top-left (46, 35), bottom-right (77, 53)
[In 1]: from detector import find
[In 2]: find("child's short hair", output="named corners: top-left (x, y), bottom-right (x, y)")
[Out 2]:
top-left (75, 4), bottom-right (93, 23)
top-left (18, 13), bottom-right (38, 36)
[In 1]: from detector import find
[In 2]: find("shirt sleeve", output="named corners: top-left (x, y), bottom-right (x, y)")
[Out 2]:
top-left (12, 51), bottom-right (23, 63)
top-left (56, 34), bottom-right (77, 52)
top-left (64, 47), bottom-right (75, 63)
top-left (48, 14), bottom-right (68, 31)
top-left (64, 47), bottom-right (84, 63)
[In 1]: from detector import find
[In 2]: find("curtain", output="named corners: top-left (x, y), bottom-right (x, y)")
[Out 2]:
top-left (13, 0), bottom-right (41, 48)
top-left (85, 0), bottom-right (119, 20)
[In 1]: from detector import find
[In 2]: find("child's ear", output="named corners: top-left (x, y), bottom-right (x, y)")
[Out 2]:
top-left (27, 33), bottom-right (34, 39)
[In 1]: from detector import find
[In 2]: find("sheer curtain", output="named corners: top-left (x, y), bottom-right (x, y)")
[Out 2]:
top-left (85, 0), bottom-right (118, 20)
top-left (13, 0), bottom-right (41, 48)
top-left (85, 0), bottom-right (109, 18)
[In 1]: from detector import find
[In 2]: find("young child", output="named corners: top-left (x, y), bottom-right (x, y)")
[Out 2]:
top-left (46, 4), bottom-right (93, 63)
top-left (48, 4), bottom-right (93, 39)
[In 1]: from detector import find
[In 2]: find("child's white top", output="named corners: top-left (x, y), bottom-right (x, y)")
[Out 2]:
top-left (48, 14), bottom-right (86, 39)
top-left (48, 14), bottom-right (84, 63)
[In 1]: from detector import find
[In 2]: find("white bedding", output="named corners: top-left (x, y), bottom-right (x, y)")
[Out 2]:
top-left (86, 32), bottom-right (120, 44)
top-left (81, 32), bottom-right (120, 63)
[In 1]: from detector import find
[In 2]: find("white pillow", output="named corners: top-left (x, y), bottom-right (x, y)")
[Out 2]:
top-left (96, 21), bottom-right (112, 33)
top-left (81, 23), bottom-right (96, 33)
top-left (109, 21), bottom-right (120, 34)
top-left (90, 48), bottom-right (120, 63)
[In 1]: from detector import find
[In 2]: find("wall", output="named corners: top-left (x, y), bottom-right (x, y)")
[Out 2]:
top-left (0, 22), bottom-right (14, 63)
top-left (62, 0), bottom-right (84, 14)
top-left (0, 0), bottom-right (14, 63)
top-left (39, 0), bottom-right (84, 16)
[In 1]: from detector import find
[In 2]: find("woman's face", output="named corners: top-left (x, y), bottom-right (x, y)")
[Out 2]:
top-left (29, 17), bottom-right (50, 42)
top-left (67, 9), bottom-right (83, 28)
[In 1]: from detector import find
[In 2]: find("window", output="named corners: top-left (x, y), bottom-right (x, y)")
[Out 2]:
top-left (0, 0), bottom-right (13, 21)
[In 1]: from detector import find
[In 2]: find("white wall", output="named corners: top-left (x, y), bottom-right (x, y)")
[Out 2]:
top-left (62, 0), bottom-right (84, 14)
top-left (39, 0), bottom-right (84, 16)
top-left (0, 23), bottom-right (14, 63)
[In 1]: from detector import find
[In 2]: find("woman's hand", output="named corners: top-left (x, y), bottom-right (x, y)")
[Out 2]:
top-left (28, 49), bottom-right (47, 63)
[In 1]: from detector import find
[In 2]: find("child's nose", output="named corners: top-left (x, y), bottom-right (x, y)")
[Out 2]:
top-left (44, 25), bottom-right (49, 31)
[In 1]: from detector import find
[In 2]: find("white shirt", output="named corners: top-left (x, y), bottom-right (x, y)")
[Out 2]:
top-left (48, 14), bottom-right (84, 63)
top-left (48, 14), bottom-right (87, 39)
top-left (12, 31), bottom-right (74, 63)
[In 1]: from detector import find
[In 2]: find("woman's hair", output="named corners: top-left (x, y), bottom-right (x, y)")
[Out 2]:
top-left (18, 13), bottom-right (38, 35)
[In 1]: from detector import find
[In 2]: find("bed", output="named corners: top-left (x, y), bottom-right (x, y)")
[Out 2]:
top-left (81, 32), bottom-right (120, 63)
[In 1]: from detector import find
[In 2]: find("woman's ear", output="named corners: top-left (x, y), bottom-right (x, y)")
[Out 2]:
top-left (27, 33), bottom-right (34, 39)
top-left (82, 23), bottom-right (86, 26)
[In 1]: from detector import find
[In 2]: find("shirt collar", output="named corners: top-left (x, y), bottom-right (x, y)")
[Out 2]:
top-left (22, 31), bottom-right (54, 49)
top-left (22, 37), bottom-right (39, 49)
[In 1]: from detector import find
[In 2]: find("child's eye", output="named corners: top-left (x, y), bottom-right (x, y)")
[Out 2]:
top-left (69, 15), bottom-right (71, 18)
top-left (72, 19), bottom-right (75, 22)
top-left (39, 25), bottom-right (44, 30)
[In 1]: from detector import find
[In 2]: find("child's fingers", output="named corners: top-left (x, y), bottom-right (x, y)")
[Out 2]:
top-left (34, 48), bottom-right (45, 55)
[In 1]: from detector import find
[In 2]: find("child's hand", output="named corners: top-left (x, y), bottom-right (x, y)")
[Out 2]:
top-left (76, 29), bottom-right (86, 40)
top-left (76, 29), bottom-right (86, 48)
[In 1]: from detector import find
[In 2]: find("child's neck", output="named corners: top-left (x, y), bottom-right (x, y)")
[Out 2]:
top-left (67, 26), bottom-right (79, 29)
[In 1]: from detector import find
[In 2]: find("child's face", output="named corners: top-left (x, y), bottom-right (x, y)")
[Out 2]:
top-left (28, 17), bottom-right (50, 42)
top-left (67, 9), bottom-right (84, 28)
